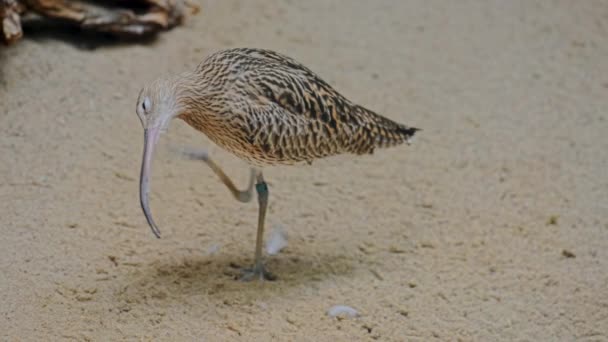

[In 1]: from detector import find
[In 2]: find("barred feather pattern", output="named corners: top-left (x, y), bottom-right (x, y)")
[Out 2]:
top-left (173, 48), bottom-right (419, 166)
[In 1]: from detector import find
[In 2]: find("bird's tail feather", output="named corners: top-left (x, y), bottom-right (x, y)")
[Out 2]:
top-left (355, 105), bottom-right (420, 149)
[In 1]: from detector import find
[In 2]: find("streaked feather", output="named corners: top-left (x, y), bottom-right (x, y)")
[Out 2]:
top-left (176, 48), bottom-right (419, 165)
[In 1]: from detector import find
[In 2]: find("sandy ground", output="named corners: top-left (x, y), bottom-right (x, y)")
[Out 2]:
top-left (1, 0), bottom-right (608, 340)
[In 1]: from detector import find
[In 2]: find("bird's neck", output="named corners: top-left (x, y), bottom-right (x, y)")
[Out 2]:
top-left (173, 72), bottom-right (211, 116)
top-left (173, 72), bottom-right (223, 133)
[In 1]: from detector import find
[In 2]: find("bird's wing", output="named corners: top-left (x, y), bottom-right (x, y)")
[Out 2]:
top-left (225, 49), bottom-right (417, 158)
top-left (225, 64), bottom-right (364, 162)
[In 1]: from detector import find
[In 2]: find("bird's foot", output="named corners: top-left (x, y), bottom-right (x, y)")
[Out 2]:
top-left (239, 264), bottom-right (276, 282)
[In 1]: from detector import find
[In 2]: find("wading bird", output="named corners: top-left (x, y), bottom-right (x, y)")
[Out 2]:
top-left (136, 48), bottom-right (419, 280)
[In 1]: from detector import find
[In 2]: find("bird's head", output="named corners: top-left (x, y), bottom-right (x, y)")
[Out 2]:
top-left (136, 76), bottom-right (186, 238)
top-left (136, 77), bottom-right (184, 132)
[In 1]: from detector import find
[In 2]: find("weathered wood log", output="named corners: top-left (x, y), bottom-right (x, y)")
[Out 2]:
top-left (1, 0), bottom-right (199, 45)
top-left (1, 0), bottom-right (24, 44)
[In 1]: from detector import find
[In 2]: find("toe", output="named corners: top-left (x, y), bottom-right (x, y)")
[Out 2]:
top-left (238, 266), bottom-right (276, 281)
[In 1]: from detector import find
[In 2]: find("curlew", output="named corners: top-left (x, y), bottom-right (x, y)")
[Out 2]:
top-left (136, 48), bottom-right (419, 280)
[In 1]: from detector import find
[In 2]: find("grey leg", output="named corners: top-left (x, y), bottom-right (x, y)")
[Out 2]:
top-left (240, 172), bottom-right (275, 281)
top-left (182, 149), bottom-right (274, 280)
top-left (182, 149), bottom-right (255, 203)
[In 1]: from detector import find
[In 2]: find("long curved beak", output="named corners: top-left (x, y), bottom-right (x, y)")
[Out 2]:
top-left (140, 126), bottom-right (162, 238)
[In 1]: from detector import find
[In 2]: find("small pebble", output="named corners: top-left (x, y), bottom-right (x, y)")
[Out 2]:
top-left (389, 246), bottom-right (406, 254)
top-left (151, 291), bottom-right (167, 300)
top-left (562, 249), bottom-right (576, 258)
top-left (327, 305), bottom-right (359, 318)
top-left (114, 171), bottom-right (134, 181)
top-left (370, 269), bottom-right (384, 280)
top-left (108, 255), bottom-right (118, 266)
top-left (266, 225), bottom-right (288, 255)
top-left (207, 244), bottom-right (221, 255)
top-left (547, 215), bottom-right (558, 225)
top-left (75, 294), bottom-right (93, 302)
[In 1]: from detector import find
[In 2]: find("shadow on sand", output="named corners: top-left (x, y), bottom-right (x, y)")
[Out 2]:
top-left (114, 250), bottom-right (356, 306)
top-left (21, 19), bottom-right (158, 50)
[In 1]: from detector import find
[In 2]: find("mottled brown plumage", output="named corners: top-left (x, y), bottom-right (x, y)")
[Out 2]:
top-left (136, 48), bottom-right (419, 280)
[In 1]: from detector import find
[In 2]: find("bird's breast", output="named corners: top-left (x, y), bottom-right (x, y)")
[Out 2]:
top-left (179, 114), bottom-right (293, 166)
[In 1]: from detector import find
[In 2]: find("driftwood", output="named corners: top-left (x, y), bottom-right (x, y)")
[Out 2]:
top-left (1, 0), bottom-right (23, 44)
top-left (1, 0), bottom-right (199, 45)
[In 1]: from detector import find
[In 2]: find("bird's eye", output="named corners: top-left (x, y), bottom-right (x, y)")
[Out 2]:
top-left (142, 97), bottom-right (151, 113)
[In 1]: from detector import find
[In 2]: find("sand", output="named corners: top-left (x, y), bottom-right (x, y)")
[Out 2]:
top-left (1, 1), bottom-right (607, 340)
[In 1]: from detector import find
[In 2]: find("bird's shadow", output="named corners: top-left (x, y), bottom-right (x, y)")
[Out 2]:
top-left (114, 250), bottom-right (356, 306)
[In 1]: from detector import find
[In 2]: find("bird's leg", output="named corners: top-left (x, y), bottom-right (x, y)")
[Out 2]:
top-left (206, 158), bottom-right (256, 203)
top-left (183, 149), bottom-right (274, 280)
top-left (182, 149), bottom-right (255, 203)
top-left (240, 171), bottom-right (276, 281)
